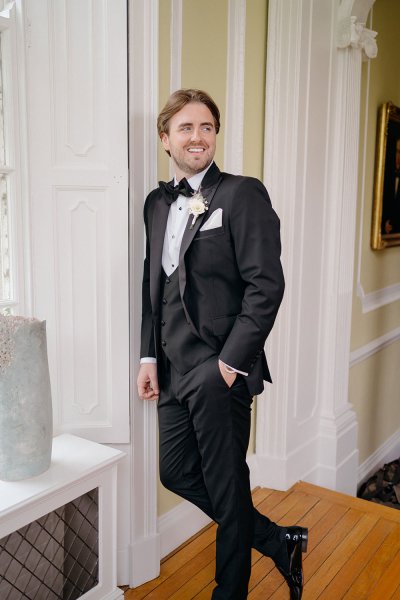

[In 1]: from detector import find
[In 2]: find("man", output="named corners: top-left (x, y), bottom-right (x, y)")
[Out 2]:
top-left (137, 89), bottom-right (308, 600)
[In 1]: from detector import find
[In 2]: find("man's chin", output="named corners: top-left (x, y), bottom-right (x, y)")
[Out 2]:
top-left (185, 159), bottom-right (212, 176)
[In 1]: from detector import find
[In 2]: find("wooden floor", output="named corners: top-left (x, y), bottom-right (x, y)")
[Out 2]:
top-left (123, 481), bottom-right (400, 599)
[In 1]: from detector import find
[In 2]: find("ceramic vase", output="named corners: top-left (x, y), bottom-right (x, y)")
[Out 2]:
top-left (0, 315), bottom-right (53, 481)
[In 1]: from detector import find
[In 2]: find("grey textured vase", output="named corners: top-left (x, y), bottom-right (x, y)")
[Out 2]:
top-left (0, 315), bottom-right (53, 481)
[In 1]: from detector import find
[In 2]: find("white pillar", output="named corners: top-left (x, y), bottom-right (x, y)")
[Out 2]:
top-left (253, 0), bottom-right (377, 495)
top-left (128, 0), bottom-right (160, 587)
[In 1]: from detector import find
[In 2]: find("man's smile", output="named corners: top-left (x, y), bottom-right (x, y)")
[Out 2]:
top-left (187, 147), bottom-right (206, 153)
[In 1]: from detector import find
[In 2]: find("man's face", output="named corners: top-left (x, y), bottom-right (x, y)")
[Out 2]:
top-left (161, 102), bottom-right (217, 180)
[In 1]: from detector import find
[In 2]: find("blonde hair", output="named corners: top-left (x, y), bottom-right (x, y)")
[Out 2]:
top-left (157, 89), bottom-right (220, 138)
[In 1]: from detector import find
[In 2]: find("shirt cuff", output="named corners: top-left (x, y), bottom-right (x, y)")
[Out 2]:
top-left (219, 360), bottom-right (248, 377)
top-left (140, 357), bottom-right (157, 364)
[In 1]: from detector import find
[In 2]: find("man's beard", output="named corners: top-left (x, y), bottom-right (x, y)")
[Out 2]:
top-left (171, 150), bottom-right (213, 177)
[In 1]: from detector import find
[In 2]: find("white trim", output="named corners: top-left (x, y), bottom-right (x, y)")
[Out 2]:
top-left (14, 1), bottom-right (32, 315)
top-left (158, 501), bottom-right (212, 559)
top-left (0, 2), bottom-right (31, 315)
top-left (128, 0), bottom-right (160, 587)
top-left (223, 0), bottom-right (246, 175)
top-left (99, 590), bottom-right (124, 600)
top-left (170, 0), bottom-right (182, 93)
top-left (358, 282), bottom-right (400, 313)
top-left (358, 428), bottom-right (400, 485)
top-left (129, 534), bottom-right (160, 588)
top-left (350, 327), bottom-right (400, 367)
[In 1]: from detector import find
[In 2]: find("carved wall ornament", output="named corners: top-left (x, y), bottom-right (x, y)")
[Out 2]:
top-left (337, 16), bottom-right (378, 59)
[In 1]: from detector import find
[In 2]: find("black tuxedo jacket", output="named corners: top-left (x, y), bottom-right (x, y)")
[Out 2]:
top-left (140, 163), bottom-right (285, 396)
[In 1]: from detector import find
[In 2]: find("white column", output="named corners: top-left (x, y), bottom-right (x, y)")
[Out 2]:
top-left (224, 0), bottom-right (246, 175)
top-left (128, 0), bottom-right (160, 587)
top-left (253, 0), bottom-right (377, 495)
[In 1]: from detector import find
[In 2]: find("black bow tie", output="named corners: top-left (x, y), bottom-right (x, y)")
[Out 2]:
top-left (159, 178), bottom-right (194, 205)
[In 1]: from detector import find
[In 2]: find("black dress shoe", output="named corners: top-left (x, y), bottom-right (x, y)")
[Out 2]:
top-left (277, 526), bottom-right (308, 600)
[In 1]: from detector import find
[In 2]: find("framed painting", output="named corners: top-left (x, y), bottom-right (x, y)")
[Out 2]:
top-left (371, 101), bottom-right (400, 249)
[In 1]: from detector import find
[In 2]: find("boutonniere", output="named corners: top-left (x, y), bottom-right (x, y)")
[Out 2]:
top-left (188, 191), bottom-right (208, 229)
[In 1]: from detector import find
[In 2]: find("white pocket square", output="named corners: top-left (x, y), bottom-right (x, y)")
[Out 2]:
top-left (200, 208), bottom-right (223, 231)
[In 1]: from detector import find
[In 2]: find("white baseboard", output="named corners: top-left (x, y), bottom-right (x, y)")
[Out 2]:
top-left (129, 533), bottom-right (160, 587)
top-left (117, 547), bottom-right (129, 588)
top-left (101, 589), bottom-right (124, 600)
top-left (158, 500), bottom-right (212, 559)
top-left (247, 453), bottom-right (259, 490)
top-left (249, 436), bottom-right (319, 491)
top-left (357, 428), bottom-right (400, 486)
top-left (249, 409), bottom-right (359, 496)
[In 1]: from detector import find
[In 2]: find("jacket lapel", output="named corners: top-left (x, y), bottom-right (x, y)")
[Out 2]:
top-left (178, 164), bottom-right (223, 308)
top-left (149, 193), bottom-right (169, 316)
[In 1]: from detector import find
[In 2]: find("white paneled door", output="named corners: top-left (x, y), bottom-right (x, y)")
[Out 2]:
top-left (26, 0), bottom-right (129, 443)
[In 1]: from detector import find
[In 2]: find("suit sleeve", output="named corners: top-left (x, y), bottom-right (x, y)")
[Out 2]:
top-left (140, 198), bottom-right (156, 359)
top-left (218, 178), bottom-right (284, 374)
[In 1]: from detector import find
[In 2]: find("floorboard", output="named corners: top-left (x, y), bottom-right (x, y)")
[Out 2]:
top-left (123, 482), bottom-right (400, 599)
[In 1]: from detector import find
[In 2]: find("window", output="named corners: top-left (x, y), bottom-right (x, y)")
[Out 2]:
top-left (0, 3), bottom-right (27, 315)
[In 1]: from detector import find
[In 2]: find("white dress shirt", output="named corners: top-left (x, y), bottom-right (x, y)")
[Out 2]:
top-left (161, 167), bottom-right (210, 275)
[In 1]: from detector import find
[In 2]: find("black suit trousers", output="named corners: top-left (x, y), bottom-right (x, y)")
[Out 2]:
top-left (158, 354), bottom-right (285, 600)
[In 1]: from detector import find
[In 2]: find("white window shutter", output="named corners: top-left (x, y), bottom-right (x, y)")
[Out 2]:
top-left (26, 0), bottom-right (129, 443)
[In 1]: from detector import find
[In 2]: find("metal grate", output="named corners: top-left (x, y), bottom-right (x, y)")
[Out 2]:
top-left (0, 488), bottom-right (99, 600)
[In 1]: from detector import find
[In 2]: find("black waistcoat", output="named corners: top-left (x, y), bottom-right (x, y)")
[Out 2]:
top-left (160, 269), bottom-right (215, 374)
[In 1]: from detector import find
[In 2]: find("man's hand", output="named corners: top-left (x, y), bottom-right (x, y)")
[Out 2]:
top-left (218, 360), bottom-right (237, 388)
top-left (137, 363), bottom-right (160, 400)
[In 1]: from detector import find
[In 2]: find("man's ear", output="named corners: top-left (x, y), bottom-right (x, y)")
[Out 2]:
top-left (160, 132), bottom-right (170, 152)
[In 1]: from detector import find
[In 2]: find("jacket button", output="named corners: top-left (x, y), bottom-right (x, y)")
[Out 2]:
top-left (161, 320), bottom-right (166, 326)
top-left (165, 278), bottom-right (170, 284)
top-left (161, 340), bottom-right (167, 346)
top-left (162, 298), bottom-right (167, 304)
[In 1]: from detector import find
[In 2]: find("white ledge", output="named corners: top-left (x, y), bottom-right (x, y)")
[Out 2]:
top-left (0, 434), bottom-right (124, 517)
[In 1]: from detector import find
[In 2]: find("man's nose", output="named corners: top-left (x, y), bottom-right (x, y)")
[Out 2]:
top-left (190, 128), bottom-right (202, 142)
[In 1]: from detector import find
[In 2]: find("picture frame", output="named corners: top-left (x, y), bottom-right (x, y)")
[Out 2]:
top-left (371, 101), bottom-right (400, 250)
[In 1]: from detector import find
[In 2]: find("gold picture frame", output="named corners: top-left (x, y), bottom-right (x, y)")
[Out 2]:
top-left (371, 101), bottom-right (400, 249)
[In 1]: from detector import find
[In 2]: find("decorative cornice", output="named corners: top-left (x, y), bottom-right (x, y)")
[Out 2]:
top-left (337, 16), bottom-right (377, 59)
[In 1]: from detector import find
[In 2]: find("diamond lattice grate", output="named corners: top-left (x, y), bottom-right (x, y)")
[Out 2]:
top-left (0, 488), bottom-right (99, 600)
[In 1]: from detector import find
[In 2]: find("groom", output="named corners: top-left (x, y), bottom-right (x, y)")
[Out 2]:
top-left (137, 89), bottom-right (308, 600)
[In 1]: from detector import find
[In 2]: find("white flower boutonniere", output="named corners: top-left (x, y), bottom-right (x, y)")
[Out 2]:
top-left (188, 191), bottom-right (208, 229)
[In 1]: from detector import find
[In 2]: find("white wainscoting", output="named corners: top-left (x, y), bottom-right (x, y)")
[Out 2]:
top-left (358, 282), bottom-right (400, 313)
top-left (350, 327), bottom-right (400, 367)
